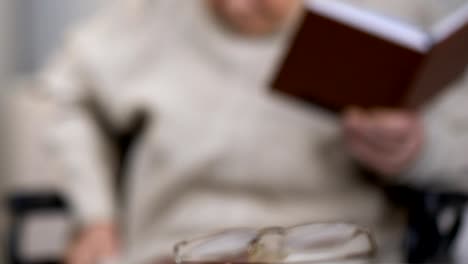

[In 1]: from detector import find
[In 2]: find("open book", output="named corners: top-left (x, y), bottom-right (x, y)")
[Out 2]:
top-left (272, 0), bottom-right (468, 111)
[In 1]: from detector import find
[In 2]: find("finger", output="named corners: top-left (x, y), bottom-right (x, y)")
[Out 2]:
top-left (100, 237), bottom-right (120, 260)
top-left (374, 113), bottom-right (423, 168)
top-left (383, 126), bottom-right (423, 173)
top-left (346, 134), bottom-right (394, 174)
top-left (343, 108), bottom-right (386, 151)
top-left (344, 110), bottom-right (416, 153)
top-left (66, 248), bottom-right (77, 264)
top-left (66, 238), bottom-right (84, 264)
top-left (369, 111), bottom-right (418, 141)
top-left (343, 107), bottom-right (367, 131)
top-left (345, 126), bottom-right (402, 155)
top-left (345, 120), bottom-right (409, 155)
top-left (344, 107), bottom-right (415, 140)
top-left (347, 127), bottom-right (422, 176)
top-left (67, 242), bottom-right (93, 264)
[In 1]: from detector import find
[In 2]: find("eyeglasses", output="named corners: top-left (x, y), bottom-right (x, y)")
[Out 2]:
top-left (174, 222), bottom-right (377, 264)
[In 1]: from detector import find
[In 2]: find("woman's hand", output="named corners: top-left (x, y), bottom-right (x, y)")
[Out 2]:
top-left (66, 222), bottom-right (120, 264)
top-left (343, 108), bottom-right (424, 177)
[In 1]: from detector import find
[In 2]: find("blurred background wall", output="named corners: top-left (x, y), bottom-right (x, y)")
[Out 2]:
top-left (0, 0), bottom-right (105, 83)
top-left (0, 0), bottom-right (16, 84)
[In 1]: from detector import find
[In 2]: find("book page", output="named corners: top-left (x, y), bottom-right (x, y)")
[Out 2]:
top-left (339, 0), bottom-right (468, 41)
top-left (431, 1), bottom-right (468, 41)
top-left (305, 0), bottom-right (431, 52)
top-left (338, 0), bottom-right (467, 29)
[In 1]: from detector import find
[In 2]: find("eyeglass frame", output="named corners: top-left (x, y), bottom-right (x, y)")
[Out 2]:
top-left (173, 221), bottom-right (378, 264)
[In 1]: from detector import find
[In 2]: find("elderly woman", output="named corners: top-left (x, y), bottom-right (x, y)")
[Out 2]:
top-left (26, 0), bottom-right (468, 263)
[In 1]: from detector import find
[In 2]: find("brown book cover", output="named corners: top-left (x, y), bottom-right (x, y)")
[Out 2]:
top-left (272, 0), bottom-right (468, 111)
